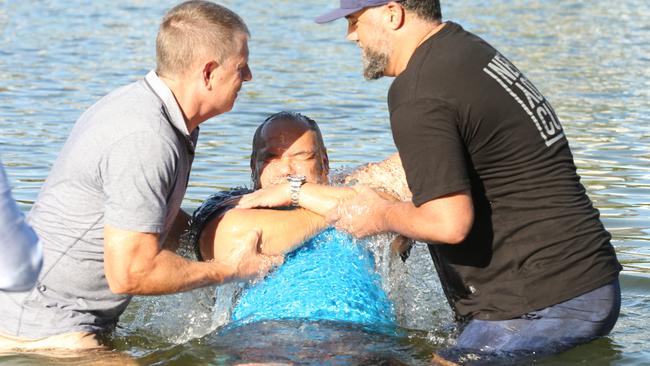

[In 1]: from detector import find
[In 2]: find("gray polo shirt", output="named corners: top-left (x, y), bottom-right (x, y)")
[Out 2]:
top-left (0, 71), bottom-right (198, 338)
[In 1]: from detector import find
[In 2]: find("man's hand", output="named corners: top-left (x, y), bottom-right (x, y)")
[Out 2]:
top-left (236, 183), bottom-right (291, 209)
top-left (327, 185), bottom-right (392, 238)
top-left (104, 225), bottom-right (283, 295)
top-left (330, 189), bottom-right (474, 244)
top-left (218, 228), bottom-right (284, 281)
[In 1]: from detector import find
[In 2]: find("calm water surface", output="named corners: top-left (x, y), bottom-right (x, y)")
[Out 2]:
top-left (0, 0), bottom-right (648, 365)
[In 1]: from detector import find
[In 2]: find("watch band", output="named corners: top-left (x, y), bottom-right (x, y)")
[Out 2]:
top-left (287, 175), bottom-right (306, 207)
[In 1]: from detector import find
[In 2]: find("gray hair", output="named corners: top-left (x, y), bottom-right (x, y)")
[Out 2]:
top-left (156, 0), bottom-right (249, 77)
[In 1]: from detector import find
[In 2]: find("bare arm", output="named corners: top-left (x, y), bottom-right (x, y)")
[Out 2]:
top-left (238, 153), bottom-right (409, 213)
top-left (104, 224), bottom-right (282, 295)
top-left (236, 182), bottom-right (356, 216)
top-left (338, 153), bottom-right (412, 201)
top-left (199, 207), bottom-right (327, 261)
top-left (235, 183), bottom-right (415, 257)
top-left (325, 154), bottom-right (470, 245)
top-left (330, 186), bottom-right (474, 244)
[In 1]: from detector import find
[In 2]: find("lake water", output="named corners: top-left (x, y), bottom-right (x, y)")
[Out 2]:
top-left (0, 0), bottom-right (649, 365)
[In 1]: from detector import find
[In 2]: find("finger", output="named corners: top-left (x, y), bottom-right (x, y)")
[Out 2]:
top-left (254, 254), bottom-right (284, 278)
top-left (324, 207), bottom-right (341, 224)
top-left (234, 201), bottom-right (251, 209)
top-left (235, 195), bottom-right (257, 208)
top-left (333, 219), bottom-right (350, 233)
top-left (266, 254), bottom-right (284, 267)
top-left (241, 228), bottom-right (262, 251)
top-left (354, 230), bottom-right (370, 239)
top-left (223, 196), bottom-right (242, 207)
top-left (237, 191), bottom-right (272, 208)
top-left (351, 184), bottom-right (369, 194)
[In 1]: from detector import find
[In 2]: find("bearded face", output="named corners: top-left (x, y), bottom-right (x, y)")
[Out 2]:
top-left (360, 27), bottom-right (392, 80)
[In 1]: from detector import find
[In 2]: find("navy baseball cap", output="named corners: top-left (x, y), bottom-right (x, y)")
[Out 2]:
top-left (314, 0), bottom-right (395, 24)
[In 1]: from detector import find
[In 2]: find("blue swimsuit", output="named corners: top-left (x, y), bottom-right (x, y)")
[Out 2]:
top-left (231, 227), bottom-right (395, 328)
top-left (189, 190), bottom-right (396, 330)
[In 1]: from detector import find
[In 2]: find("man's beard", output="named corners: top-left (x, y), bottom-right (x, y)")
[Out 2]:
top-left (360, 30), bottom-right (392, 80)
top-left (362, 47), bottom-right (390, 80)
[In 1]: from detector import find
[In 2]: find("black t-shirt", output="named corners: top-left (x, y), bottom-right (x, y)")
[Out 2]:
top-left (389, 22), bottom-right (621, 322)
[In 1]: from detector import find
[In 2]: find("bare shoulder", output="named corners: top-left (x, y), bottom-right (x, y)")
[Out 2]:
top-left (198, 208), bottom-right (262, 261)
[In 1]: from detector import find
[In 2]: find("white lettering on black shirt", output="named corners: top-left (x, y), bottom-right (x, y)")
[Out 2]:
top-left (483, 53), bottom-right (565, 147)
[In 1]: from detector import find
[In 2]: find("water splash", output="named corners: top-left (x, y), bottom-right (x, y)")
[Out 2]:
top-left (120, 226), bottom-right (455, 349)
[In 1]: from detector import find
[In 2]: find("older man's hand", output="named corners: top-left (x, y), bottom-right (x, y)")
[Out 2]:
top-left (327, 185), bottom-right (392, 238)
top-left (219, 228), bottom-right (284, 282)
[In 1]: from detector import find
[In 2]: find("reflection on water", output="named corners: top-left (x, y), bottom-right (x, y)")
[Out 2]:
top-left (1, 0), bottom-right (649, 365)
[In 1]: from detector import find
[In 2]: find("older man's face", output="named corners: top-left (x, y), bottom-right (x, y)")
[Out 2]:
top-left (207, 32), bottom-right (252, 115)
top-left (255, 118), bottom-right (328, 189)
top-left (346, 7), bottom-right (393, 80)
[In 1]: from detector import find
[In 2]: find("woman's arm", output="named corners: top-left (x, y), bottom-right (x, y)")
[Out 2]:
top-left (236, 182), bottom-right (357, 216)
top-left (237, 153), bottom-right (411, 214)
top-left (234, 183), bottom-right (414, 260)
top-left (199, 207), bottom-right (327, 262)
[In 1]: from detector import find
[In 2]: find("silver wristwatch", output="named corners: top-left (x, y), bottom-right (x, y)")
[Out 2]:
top-left (287, 175), bottom-right (306, 207)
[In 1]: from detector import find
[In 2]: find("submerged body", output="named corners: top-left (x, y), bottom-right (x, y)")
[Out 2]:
top-left (231, 227), bottom-right (395, 328)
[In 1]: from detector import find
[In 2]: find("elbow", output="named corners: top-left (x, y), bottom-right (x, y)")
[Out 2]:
top-left (419, 223), bottom-right (470, 245)
top-left (416, 191), bottom-right (474, 245)
top-left (442, 227), bottom-right (470, 245)
top-left (106, 265), bottom-right (150, 295)
top-left (440, 215), bottom-right (473, 245)
top-left (107, 275), bottom-right (137, 295)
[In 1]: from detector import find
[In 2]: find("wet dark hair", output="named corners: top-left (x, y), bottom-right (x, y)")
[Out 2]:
top-left (250, 111), bottom-right (328, 189)
top-left (401, 0), bottom-right (442, 22)
top-left (187, 187), bottom-right (252, 261)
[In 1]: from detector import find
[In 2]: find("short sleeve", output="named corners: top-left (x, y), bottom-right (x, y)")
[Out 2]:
top-left (390, 98), bottom-right (471, 207)
top-left (101, 132), bottom-right (178, 233)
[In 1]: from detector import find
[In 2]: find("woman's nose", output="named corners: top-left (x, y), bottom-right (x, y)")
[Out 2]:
top-left (277, 158), bottom-right (295, 176)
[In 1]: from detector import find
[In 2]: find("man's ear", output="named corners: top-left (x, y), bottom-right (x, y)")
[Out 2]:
top-left (202, 60), bottom-right (219, 90)
top-left (385, 1), bottom-right (405, 30)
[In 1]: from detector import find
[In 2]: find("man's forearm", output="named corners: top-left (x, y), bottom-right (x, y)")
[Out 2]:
top-left (383, 197), bottom-right (473, 245)
top-left (331, 187), bottom-right (474, 243)
top-left (113, 249), bottom-right (233, 295)
top-left (105, 225), bottom-right (246, 296)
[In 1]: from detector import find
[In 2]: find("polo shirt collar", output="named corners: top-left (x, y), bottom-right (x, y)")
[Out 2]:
top-left (144, 70), bottom-right (198, 152)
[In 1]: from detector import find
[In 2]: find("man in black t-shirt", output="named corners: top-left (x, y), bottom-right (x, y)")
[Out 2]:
top-left (315, 0), bottom-right (622, 356)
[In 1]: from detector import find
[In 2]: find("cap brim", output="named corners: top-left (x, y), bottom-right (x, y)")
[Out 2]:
top-left (314, 7), bottom-right (363, 24)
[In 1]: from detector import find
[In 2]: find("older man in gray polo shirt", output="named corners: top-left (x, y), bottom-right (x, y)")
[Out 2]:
top-left (0, 1), bottom-right (281, 350)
